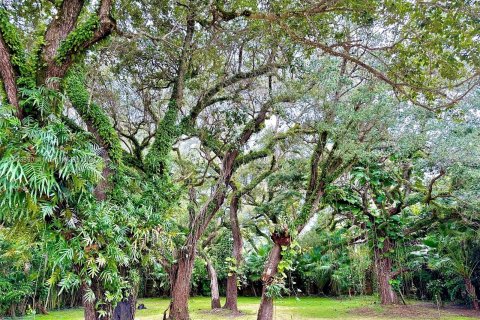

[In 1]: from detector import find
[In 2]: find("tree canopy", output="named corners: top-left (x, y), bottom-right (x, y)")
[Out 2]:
top-left (0, 1), bottom-right (479, 320)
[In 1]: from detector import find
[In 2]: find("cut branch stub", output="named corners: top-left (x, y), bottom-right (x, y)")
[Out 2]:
top-left (271, 230), bottom-right (291, 246)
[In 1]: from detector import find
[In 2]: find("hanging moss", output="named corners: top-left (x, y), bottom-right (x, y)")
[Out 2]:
top-left (64, 68), bottom-right (122, 163)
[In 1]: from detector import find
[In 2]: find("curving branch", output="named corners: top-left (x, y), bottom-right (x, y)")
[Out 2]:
top-left (425, 169), bottom-right (446, 204)
top-left (180, 63), bottom-right (284, 131)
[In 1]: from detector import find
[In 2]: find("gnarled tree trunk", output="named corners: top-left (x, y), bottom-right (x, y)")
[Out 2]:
top-left (374, 238), bottom-right (398, 305)
top-left (224, 192), bottom-right (242, 312)
top-left (464, 277), bottom-right (479, 311)
top-left (206, 259), bottom-right (221, 309)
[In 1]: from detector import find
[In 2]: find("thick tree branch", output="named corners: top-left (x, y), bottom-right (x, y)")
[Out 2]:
top-left (214, 1), bottom-right (341, 22)
top-left (39, 0), bottom-right (85, 84)
top-left (0, 32), bottom-right (21, 118)
top-left (39, 0), bottom-right (116, 86)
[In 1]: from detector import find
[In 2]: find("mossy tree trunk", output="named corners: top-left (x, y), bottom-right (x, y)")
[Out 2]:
top-left (83, 279), bottom-right (113, 320)
top-left (1, 1), bottom-right (118, 318)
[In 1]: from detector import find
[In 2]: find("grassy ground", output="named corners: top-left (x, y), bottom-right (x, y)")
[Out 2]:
top-left (28, 296), bottom-right (477, 320)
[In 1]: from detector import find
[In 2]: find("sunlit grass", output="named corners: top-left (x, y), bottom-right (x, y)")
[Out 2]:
top-left (29, 296), bottom-right (476, 320)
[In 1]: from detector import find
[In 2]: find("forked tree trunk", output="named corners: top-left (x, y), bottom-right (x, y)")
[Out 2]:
top-left (163, 69), bottom-right (273, 319)
top-left (224, 192), bottom-right (242, 312)
top-left (257, 241), bottom-right (284, 320)
top-left (168, 253), bottom-right (196, 320)
top-left (206, 260), bottom-right (221, 309)
top-left (464, 277), bottom-right (479, 311)
top-left (374, 239), bottom-right (398, 305)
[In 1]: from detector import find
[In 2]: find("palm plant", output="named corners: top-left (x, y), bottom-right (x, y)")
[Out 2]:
top-left (423, 227), bottom-right (480, 310)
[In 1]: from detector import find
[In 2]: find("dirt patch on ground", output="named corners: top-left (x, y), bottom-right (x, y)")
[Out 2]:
top-left (422, 302), bottom-right (480, 318)
top-left (199, 308), bottom-right (245, 318)
top-left (350, 305), bottom-right (433, 319)
top-left (349, 302), bottom-right (479, 319)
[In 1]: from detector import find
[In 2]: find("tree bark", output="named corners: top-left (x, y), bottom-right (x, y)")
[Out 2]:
top-left (83, 280), bottom-right (113, 320)
top-left (464, 277), bottom-right (479, 311)
top-left (224, 192), bottom-right (242, 311)
top-left (39, 0), bottom-right (84, 85)
top-left (38, 0), bottom-right (115, 87)
top-left (36, 301), bottom-right (49, 315)
top-left (257, 240), bottom-right (284, 320)
top-left (206, 260), bottom-right (221, 309)
top-left (168, 253), bottom-right (195, 320)
top-left (374, 239), bottom-right (398, 305)
top-left (84, 297), bottom-right (99, 320)
top-left (224, 270), bottom-right (238, 310)
top-left (0, 32), bottom-right (21, 118)
top-left (8, 304), bottom-right (16, 317)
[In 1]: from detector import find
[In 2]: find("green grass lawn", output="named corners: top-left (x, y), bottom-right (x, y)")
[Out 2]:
top-left (28, 296), bottom-right (477, 320)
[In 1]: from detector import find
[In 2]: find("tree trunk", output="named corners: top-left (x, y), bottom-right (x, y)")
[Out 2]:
top-left (83, 279), bottom-right (113, 320)
top-left (0, 33), bottom-right (21, 118)
top-left (168, 253), bottom-right (195, 320)
top-left (84, 298), bottom-right (99, 320)
top-left (8, 304), bottom-right (16, 318)
top-left (364, 265), bottom-right (374, 295)
top-left (206, 260), bottom-right (221, 309)
top-left (374, 239), bottom-right (398, 305)
top-left (464, 277), bottom-right (479, 311)
top-left (257, 242), bottom-right (283, 320)
top-left (36, 301), bottom-right (48, 315)
top-left (224, 192), bottom-right (242, 312)
top-left (225, 273), bottom-right (238, 310)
